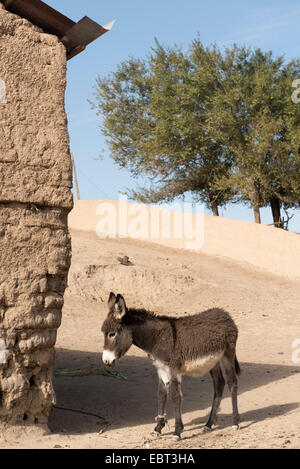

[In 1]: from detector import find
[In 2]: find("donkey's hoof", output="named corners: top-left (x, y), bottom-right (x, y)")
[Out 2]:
top-left (202, 425), bottom-right (212, 433)
top-left (172, 434), bottom-right (181, 442)
top-left (232, 424), bottom-right (239, 431)
top-left (151, 431), bottom-right (161, 439)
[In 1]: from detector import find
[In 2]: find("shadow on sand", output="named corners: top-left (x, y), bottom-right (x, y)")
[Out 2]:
top-left (49, 347), bottom-right (299, 436)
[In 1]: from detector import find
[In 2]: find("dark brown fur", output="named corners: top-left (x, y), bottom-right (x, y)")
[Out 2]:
top-left (101, 292), bottom-right (241, 439)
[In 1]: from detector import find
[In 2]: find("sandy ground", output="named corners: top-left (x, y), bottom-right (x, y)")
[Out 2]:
top-left (1, 229), bottom-right (300, 449)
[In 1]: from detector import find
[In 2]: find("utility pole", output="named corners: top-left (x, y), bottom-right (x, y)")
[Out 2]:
top-left (71, 152), bottom-right (80, 200)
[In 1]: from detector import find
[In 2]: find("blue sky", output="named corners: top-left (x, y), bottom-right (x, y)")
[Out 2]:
top-left (46, 0), bottom-right (300, 232)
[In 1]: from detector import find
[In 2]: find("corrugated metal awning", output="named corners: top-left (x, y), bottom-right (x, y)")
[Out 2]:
top-left (0, 0), bottom-right (114, 59)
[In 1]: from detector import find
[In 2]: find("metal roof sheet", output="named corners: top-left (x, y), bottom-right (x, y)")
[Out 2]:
top-left (0, 0), bottom-right (113, 59)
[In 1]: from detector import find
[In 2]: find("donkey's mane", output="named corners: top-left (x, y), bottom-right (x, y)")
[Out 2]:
top-left (126, 307), bottom-right (231, 325)
top-left (127, 307), bottom-right (173, 324)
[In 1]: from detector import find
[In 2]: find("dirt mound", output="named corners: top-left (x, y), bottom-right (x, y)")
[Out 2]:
top-left (66, 262), bottom-right (195, 310)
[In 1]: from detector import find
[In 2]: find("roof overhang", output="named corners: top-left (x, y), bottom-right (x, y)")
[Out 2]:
top-left (0, 0), bottom-right (114, 59)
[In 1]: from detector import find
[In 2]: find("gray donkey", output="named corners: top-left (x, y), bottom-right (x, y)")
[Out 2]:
top-left (101, 292), bottom-right (241, 440)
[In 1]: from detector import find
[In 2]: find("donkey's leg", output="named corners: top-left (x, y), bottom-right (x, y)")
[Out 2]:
top-left (204, 363), bottom-right (225, 431)
top-left (221, 354), bottom-right (240, 429)
top-left (170, 375), bottom-right (184, 440)
top-left (154, 378), bottom-right (169, 435)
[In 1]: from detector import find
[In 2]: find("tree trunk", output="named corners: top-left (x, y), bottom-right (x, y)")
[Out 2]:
top-left (211, 201), bottom-right (219, 216)
top-left (270, 197), bottom-right (283, 228)
top-left (250, 182), bottom-right (261, 224)
top-left (252, 204), bottom-right (261, 224)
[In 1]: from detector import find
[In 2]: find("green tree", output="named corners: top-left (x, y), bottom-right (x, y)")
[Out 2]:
top-left (207, 46), bottom-right (300, 226)
top-left (93, 40), bottom-right (300, 227)
top-left (92, 39), bottom-right (235, 215)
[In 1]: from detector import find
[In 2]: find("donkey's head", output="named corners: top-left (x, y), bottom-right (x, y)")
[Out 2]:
top-left (101, 292), bottom-right (133, 366)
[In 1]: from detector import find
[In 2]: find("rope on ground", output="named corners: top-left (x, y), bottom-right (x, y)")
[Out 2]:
top-left (54, 405), bottom-right (109, 425)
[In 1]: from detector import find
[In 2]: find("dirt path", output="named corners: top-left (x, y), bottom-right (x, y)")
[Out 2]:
top-left (1, 230), bottom-right (299, 449)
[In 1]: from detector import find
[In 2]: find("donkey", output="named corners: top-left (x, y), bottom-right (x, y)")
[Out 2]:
top-left (101, 292), bottom-right (241, 440)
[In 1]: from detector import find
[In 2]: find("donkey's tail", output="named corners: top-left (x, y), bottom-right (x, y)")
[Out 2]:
top-left (235, 355), bottom-right (241, 375)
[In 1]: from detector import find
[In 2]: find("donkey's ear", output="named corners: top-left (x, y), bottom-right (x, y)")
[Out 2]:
top-left (114, 294), bottom-right (127, 320)
top-left (108, 292), bottom-right (117, 312)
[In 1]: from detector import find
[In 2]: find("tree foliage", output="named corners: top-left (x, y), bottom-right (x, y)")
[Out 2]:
top-left (92, 38), bottom-right (300, 225)
top-left (207, 46), bottom-right (300, 224)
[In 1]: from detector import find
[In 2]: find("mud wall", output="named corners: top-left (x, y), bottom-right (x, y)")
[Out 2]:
top-left (0, 4), bottom-right (73, 424)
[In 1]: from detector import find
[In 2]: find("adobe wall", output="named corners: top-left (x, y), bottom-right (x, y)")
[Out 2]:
top-left (0, 4), bottom-right (73, 424)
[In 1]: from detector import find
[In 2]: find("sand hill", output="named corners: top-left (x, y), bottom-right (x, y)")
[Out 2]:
top-left (1, 203), bottom-right (299, 449)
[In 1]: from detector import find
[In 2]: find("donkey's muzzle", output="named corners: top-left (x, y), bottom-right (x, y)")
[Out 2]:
top-left (102, 349), bottom-right (116, 366)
